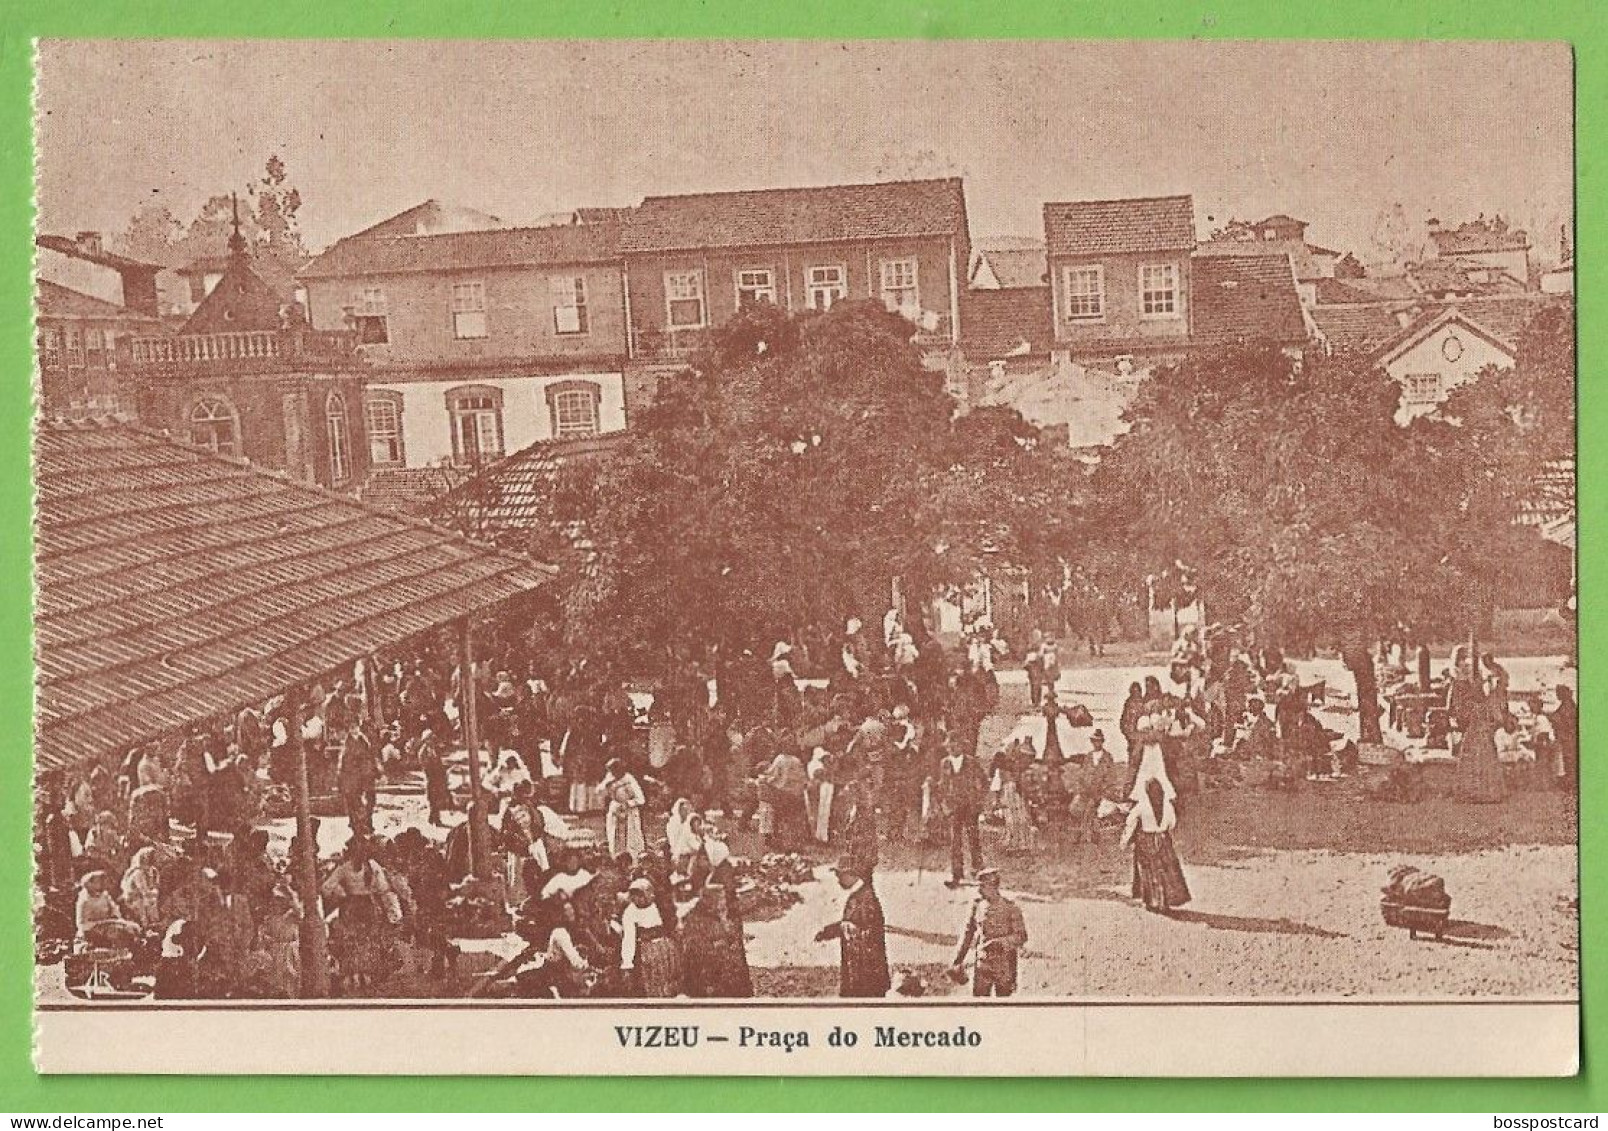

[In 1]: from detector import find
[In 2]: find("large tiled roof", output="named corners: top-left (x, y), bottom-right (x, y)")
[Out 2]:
top-left (1451, 295), bottom-right (1562, 343)
top-left (1194, 237), bottom-right (1339, 281)
top-left (1042, 195), bottom-right (1195, 257)
top-left (437, 433), bottom-right (628, 534)
top-left (37, 280), bottom-right (165, 324)
top-left (301, 223), bottom-right (622, 280)
top-left (960, 287), bottom-right (1055, 360)
top-left (1312, 277), bottom-right (1381, 305)
top-left (1191, 255), bottom-right (1308, 346)
top-left (1310, 303), bottom-right (1409, 354)
top-left (619, 178), bottom-right (969, 253)
top-left (35, 421), bottom-right (552, 771)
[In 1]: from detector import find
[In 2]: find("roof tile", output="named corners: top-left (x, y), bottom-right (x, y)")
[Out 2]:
top-left (35, 421), bottom-right (551, 771)
top-left (1043, 195), bottom-right (1195, 257)
top-left (619, 178), bottom-right (968, 253)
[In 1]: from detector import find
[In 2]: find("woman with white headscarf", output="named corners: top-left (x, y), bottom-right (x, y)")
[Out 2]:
top-left (665, 797), bottom-right (699, 866)
top-left (1120, 707), bottom-right (1191, 914)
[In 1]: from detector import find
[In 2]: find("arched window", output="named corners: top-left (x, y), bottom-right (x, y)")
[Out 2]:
top-left (544, 379), bottom-right (602, 439)
top-left (446, 384), bottom-right (505, 466)
top-left (326, 392), bottom-right (351, 483)
top-left (363, 390), bottom-right (406, 467)
top-left (189, 397), bottom-right (240, 456)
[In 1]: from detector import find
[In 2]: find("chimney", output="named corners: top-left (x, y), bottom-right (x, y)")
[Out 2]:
top-left (75, 231), bottom-right (103, 257)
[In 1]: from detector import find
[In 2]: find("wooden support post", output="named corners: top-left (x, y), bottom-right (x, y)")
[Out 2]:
top-left (460, 617), bottom-right (487, 878)
top-left (292, 703), bottom-right (330, 998)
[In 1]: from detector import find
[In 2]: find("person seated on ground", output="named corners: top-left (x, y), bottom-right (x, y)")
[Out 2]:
top-left (540, 848), bottom-right (596, 901)
top-left (1233, 699), bottom-right (1279, 761)
top-left (119, 845), bottom-right (168, 933)
top-left (75, 870), bottom-right (143, 955)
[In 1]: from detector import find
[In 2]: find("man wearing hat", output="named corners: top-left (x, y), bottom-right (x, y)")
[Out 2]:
top-left (815, 857), bottom-right (890, 998)
top-left (951, 868), bottom-right (1028, 997)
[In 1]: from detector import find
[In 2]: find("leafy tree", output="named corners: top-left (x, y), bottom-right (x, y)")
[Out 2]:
top-left (1092, 341), bottom-right (1455, 729)
top-left (112, 155), bottom-right (308, 296)
top-left (532, 301), bottom-right (1087, 671)
top-left (1403, 304), bottom-right (1576, 630)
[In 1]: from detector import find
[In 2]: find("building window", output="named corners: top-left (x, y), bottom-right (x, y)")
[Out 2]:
top-left (736, 268), bottom-right (776, 308)
top-left (452, 281), bottom-right (488, 339)
top-left (84, 328), bottom-right (107, 368)
top-left (189, 397), bottom-right (240, 456)
top-left (665, 271), bottom-right (706, 328)
top-left (65, 329), bottom-right (85, 368)
top-left (1403, 372), bottom-right (1444, 406)
top-left (364, 391), bottom-right (406, 467)
top-left (1140, 263), bottom-right (1180, 317)
top-left (550, 276), bottom-right (589, 335)
top-left (351, 286), bottom-right (389, 344)
top-left (39, 329), bottom-right (62, 370)
top-left (880, 259), bottom-right (919, 312)
top-left (1064, 265), bottom-right (1105, 320)
top-left (807, 265), bottom-right (848, 310)
top-left (326, 392), bottom-right (351, 484)
top-left (446, 384), bottom-right (505, 466)
top-left (545, 379), bottom-right (602, 439)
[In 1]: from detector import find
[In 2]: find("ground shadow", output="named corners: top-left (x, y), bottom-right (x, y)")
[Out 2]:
top-left (1164, 909), bottom-right (1347, 939)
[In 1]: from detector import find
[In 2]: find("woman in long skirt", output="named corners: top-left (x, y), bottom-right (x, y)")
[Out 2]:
top-left (601, 760), bottom-right (647, 861)
top-left (1120, 776), bottom-right (1191, 913)
top-left (620, 878), bottom-right (680, 997)
top-left (993, 741), bottom-right (1033, 855)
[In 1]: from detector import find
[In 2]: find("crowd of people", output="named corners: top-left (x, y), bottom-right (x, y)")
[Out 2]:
top-left (33, 602), bottom-right (1577, 1001)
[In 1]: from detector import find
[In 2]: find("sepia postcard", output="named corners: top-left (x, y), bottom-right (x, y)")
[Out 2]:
top-left (31, 39), bottom-right (1577, 1076)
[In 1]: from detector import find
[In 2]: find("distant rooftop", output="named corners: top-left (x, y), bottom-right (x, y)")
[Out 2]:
top-left (619, 178), bottom-right (969, 253)
top-left (1042, 195), bottom-right (1195, 258)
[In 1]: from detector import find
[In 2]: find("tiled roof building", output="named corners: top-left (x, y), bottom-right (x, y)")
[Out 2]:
top-left (34, 419), bottom-right (551, 771)
top-left (1042, 195), bottom-right (1196, 257)
top-left (1191, 255), bottom-right (1310, 346)
top-left (620, 177), bottom-right (969, 253)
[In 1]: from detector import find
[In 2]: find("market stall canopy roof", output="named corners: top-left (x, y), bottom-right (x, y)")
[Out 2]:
top-left (34, 419), bottom-right (554, 772)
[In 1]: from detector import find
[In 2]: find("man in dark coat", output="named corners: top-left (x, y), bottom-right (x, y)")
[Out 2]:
top-left (815, 858), bottom-right (890, 998)
top-left (936, 741), bottom-right (989, 888)
top-left (1549, 685), bottom-right (1577, 791)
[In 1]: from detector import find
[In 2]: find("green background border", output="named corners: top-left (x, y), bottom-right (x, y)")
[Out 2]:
top-left (3, 0), bottom-right (1600, 1111)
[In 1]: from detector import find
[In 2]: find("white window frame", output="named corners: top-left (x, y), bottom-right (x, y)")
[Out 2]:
top-left (451, 281), bottom-right (488, 340)
top-left (1063, 265), bottom-right (1105, 321)
top-left (551, 388), bottom-right (600, 438)
top-left (39, 328), bottom-right (63, 369)
top-left (1139, 263), bottom-right (1181, 319)
top-left (550, 275), bottom-right (589, 335)
top-left (665, 270), bottom-right (707, 329)
top-left (326, 392), bottom-right (351, 484)
top-left (189, 396), bottom-right (240, 456)
top-left (807, 264), bottom-right (848, 311)
top-left (446, 385), bottom-right (505, 466)
top-left (879, 258), bottom-right (919, 312)
top-left (352, 286), bottom-right (390, 344)
top-left (735, 267), bottom-right (777, 309)
top-left (364, 392), bottom-right (405, 467)
top-left (1402, 372), bottom-right (1445, 406)
top-left (65, 329), bottom-right (85, 367)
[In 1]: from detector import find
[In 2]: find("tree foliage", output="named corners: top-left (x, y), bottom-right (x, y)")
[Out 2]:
top-left (1093, 310), bottom-right (1575, 649)
top-left (538, 301), bottom-right (1088, 667)
top-left (113, 154), bottom-right (308, 297)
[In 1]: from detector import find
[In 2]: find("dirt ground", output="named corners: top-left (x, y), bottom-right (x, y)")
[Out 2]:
top-left (742, 787), bottom-right (1578, 999)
